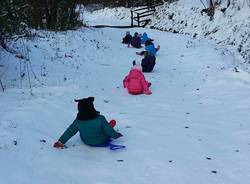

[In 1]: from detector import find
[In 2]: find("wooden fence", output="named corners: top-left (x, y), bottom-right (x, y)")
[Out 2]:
top-left (130, 5), bottom-right (158, 27)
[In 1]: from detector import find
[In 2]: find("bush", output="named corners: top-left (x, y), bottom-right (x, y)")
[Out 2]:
top-left (0, 0), bottom-right (82, 47)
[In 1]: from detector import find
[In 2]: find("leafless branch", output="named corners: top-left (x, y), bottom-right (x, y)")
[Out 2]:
top-left (0, 79), bottom-right (4, 92)
top-left (200, 0), bottom-right (207, 8)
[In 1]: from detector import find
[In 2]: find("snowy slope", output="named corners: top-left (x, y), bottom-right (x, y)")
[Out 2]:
top-left (82, 7), bottom-right (131, 26)
top-left (1, 9), bottom-right (250, 184)
top-left (87, 1), bottom-right (250, 68)
top-left (151, 0), bottom-right (250, 67)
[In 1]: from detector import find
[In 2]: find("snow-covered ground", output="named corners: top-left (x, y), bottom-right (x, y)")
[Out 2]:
top-left (152, 0), bottom-right (250, 67)
top-left (1, 8), bottom-right (250, 184)
top-left (85, 1), bottom-right (250, 69)
top-left (82, 7), bottom-right (131, 26)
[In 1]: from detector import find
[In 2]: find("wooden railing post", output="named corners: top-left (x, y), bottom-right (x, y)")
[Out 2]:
top-left (131, 4), bottom-right (161, 28)
top-left (137, 13), bottom-right (140, 27)
top-left (0, 79), bottom-right (4, 92)
top-left (131, 10), bottom-right (133, 27)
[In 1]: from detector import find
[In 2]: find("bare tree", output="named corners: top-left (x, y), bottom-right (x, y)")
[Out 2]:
top-left (200, 0), bottom-right (224, 19)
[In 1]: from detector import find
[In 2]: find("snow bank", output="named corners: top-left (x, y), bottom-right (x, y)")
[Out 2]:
top-left (79, 2), bottom-right (250, 70)
top-left (151, 0), bottom-right (250, 66)
top-left (0, 28), bottom-right (112, 91)
top-left (82, 7), bottom-right (131, 26)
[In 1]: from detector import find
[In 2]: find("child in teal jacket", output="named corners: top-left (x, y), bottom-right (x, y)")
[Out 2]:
top-left (53, 97), bottom-right (122, 148)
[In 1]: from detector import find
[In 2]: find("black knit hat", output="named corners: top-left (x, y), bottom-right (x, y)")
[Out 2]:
top-left (75, 97), bottom-right (100, 121)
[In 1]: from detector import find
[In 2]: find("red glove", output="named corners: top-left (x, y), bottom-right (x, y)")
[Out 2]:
top-left (109, 119), bottom-right (116, 128)
top-left (53, 141), bottom-right (64, 149)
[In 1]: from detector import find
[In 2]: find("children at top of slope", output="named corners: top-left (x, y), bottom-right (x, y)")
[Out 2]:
top-left (122, 31), bottom-right (150, 45)
top-left (123, 61), bottom-right (152, 95)
top-left (53, 97), bottom-right (123, 149)
top-left (122, 32), bottom-right (142, 48)
top-left (122, 31), bottom-right (160, 56)
top-left (122, 31), bottom-right (159, 73)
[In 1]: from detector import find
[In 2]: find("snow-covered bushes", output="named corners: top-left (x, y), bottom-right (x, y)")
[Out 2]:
top-left (151, 0), bottom-right (250, 63)
top-left (0, 0), bottom-right (82, 49)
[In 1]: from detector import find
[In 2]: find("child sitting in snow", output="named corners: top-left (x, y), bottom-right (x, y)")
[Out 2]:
top-left (129, 32), bottom-right (142, 48)
top-left (53, 97), bottom-right (122, 148)
top-left (137, 39), bottom-right (160, 57)
top-left (123, 61), bottom-right (152, 95)
top-left (122, 31), bottom-right (132, 44)
top-left (141, 51), bottom-right (156, 73)
top-left (141, 32), bottom-right (152, 45)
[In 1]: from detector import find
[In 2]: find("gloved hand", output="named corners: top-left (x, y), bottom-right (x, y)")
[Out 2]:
top-left (123, 80), bottom-right (126, 88)
top-left (53, 141), bottom-right (64, 149)
top-left (109, 119), bottom-right (116, 128)
top-left (144, 90), bottom-right (152, 95)
top-left (117, 132), bottom-right (123, 138)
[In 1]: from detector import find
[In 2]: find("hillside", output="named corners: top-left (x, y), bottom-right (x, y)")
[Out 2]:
top-left (1, 4), bottom-right (250, 184)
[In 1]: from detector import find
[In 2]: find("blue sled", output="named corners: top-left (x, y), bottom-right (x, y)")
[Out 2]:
top-left (93, 142), bottom-right (126, 150)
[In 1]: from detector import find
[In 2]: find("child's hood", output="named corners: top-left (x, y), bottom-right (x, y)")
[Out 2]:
top-left (142, 32), bottom-right (148, 39)
top-left (129, 66), bottom-right (143, 78)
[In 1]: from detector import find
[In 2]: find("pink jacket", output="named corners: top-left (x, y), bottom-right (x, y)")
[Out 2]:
top-left (123, 66), bottom-right (152, 95)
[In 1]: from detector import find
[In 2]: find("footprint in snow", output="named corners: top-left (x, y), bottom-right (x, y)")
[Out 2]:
top-left (119, 112), bottom-right (127, 115)
top-left (40, 139), bottom-right (46, 143)
top-left (13, 140), bottom-right (18, 146)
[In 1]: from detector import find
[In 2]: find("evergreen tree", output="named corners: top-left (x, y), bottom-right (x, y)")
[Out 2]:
top-left (0, 0), bottom-right (82, 47)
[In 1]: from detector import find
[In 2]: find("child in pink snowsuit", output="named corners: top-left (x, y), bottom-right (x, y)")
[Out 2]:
top-left (123, 62), bottom-right (152, 95)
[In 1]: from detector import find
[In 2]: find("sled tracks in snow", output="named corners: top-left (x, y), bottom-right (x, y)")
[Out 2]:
top-left (91, 19), bottom-right (151, 29)
top-left (92, 25), bottom-right (138, 29)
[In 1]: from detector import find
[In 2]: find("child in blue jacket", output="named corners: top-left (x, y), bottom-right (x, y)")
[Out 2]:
top-left (137, 39), bottom-right (160, 56)
top-left (141, 32), bottom-right (150, 44)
